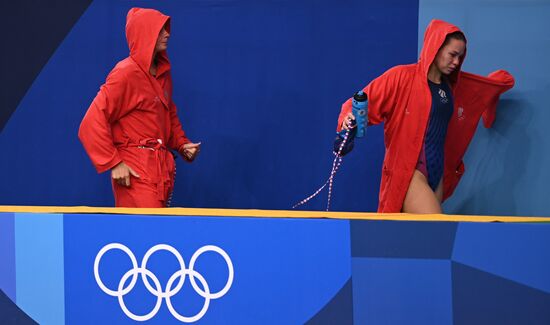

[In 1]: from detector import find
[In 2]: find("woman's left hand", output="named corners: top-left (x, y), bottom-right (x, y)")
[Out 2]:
top-left (181, 142), bottom-right (201, 162)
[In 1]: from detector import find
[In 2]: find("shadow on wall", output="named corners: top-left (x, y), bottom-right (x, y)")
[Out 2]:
top-left (446, 96), bottom-right (539, 216)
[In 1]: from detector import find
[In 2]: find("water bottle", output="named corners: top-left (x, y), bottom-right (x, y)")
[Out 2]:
top-left (333, 90), bottom-right (368, 156)
top-left (352, 90), bottom-right (368, 138)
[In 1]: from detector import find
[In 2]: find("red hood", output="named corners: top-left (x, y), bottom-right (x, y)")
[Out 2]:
top-left (125, 7), bottom-right (171, 75)
top-left (419, 19), bottom-right (467, 87)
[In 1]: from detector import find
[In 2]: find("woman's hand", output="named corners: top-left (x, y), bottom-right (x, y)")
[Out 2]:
top-left (181, 142), bottom-right (201, 162)
top-left (341, 112), bottom-right (356, 130)
top-left (111, 161), bottom-right (140, 187)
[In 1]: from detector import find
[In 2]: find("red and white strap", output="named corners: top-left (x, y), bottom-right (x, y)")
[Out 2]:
top-left (293, 128), bottom-right (351, 211)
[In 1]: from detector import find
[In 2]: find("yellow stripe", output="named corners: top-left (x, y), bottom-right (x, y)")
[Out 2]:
top-left (0, 205), bottom-right (548, 223)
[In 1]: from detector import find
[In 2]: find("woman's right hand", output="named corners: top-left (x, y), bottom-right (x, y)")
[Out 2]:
top-left (111, 161), bottom-right (140, 187)
top-left (341, 112), bottom-right (356, 130)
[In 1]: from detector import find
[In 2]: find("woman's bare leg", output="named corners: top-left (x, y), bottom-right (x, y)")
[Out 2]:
top-left (402, 170), bottom-right (442, 213)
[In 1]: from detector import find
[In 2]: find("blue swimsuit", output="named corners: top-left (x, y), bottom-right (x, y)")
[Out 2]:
top-left (416, 79), bottom-right (454, 191)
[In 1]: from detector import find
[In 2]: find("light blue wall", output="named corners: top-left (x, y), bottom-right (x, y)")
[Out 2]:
top-left (420, 0), bottom-right (550, 216)
top-left (15, 213), bottom-right (65, 325)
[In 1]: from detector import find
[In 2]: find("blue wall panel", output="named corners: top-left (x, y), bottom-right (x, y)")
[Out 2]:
top-left (15, 213), bottom-right (64, 325)
top-left (2, 211), bottom-right (550, 323)
top-left (0, 213), bottom-right (16, 302)
top-left (452, 223), bottom-right (550, 293)
top-left (63, 214), bottom-right (351, 324)
top-left (452, 261), bottom-right (550, 325)
top-left (350, 220), bottom-right (457, 259)
top-left (352, 257), bottom-right (453, 325)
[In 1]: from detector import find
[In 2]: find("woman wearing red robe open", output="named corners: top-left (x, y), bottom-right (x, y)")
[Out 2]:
top-left (79, 8), bottom-right (200, 208)
top-left (337, 19), bottom-right (514, 213)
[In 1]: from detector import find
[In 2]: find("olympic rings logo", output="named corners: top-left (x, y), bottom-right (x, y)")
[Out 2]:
top-left (94, 243), bottom-right (234, 323)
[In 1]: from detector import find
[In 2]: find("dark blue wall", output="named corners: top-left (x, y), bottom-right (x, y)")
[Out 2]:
top-left (2, 0), bottom-right (548, 217)
top-left (0, 0), bottom-right (418, 210)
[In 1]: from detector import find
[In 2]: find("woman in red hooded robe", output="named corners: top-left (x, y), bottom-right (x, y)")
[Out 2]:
top-left (337, 19), bottom-right (514, 213)
top-left (79, 8), bottom-right (200, 208)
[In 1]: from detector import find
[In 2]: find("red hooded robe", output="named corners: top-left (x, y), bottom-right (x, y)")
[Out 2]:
top-left (337, 19), bottom-right (514, 213)
top-left (79, 8), bottom-right (192, 207)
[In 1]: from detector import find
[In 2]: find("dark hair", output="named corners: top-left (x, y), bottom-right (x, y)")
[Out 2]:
top-left (442, 31), bottom-right (466, 47)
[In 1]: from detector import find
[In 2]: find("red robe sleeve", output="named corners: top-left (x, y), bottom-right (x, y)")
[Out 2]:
top-left (480, 70), bottom-right (515, 128)
top-left (336, 67), bottom-right (401, 132)
top-left (78, 68), bottom-right (133, 173)
top-left (442, 69), bottom-right (515, 200)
